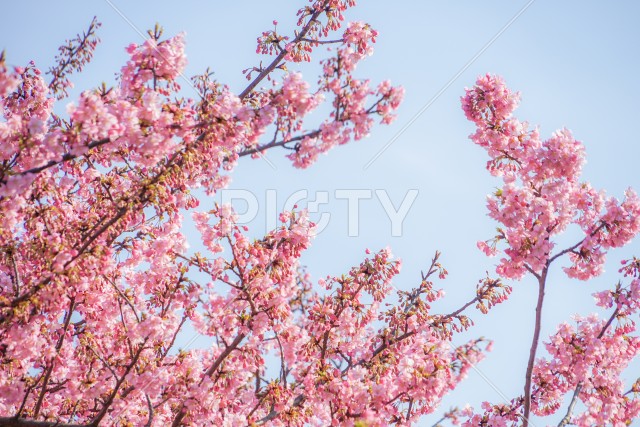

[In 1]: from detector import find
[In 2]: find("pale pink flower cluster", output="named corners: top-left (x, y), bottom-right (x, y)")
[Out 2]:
top-left (533, 317), bottom-right (640, 422)
top-left (460, 402), bottom-right (520, 427)
top-left (272, 72), bottom-right (324, 143)
top-left (248, 5), bottom-right (403, 169)
top-left (121, 33), bottom-right (187, 97)
top-left (376, 79), bottom-right (404, 124)
top-left (462, 74), bottom-right (640, 280)
top-left (1, 64), bottom-right (55, 167)
top-left (0, 60), bottom-right (19, 97)
top-left (66, 91), bottom-right (121, 147)
top-left (286, 26), bottom-right (403, 168)
top-left (0, 63), bottom-right (57, 236)
top-left (343, 21), bottom-right (377, 58)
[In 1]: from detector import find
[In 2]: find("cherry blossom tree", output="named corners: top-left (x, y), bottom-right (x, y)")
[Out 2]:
top-left (0, 1), bottom-right (638, 426)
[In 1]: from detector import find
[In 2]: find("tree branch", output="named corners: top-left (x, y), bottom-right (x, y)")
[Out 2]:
top-left (523, 268), bottom-right (548, 427)
top-left (237, 130), bottom-right (320, 158)
top-left (557, 382), bottom-right (582, 427)
top-left (548, 223), bottom-right (606, 265)
top-left (238, 6), bottom-right (325, 100)
top-left (89, 339), bottom-right (147, 426)
top-left (33, 298), bottom-right (76, 418)
top-left (8, 250), bottom-right (21, 296)
top-left (7, 138), bottom-right (110, 180)
top-left (0, 418), bottom-right (87, 427)
top-left (171, 333), bottom-right (246, 427)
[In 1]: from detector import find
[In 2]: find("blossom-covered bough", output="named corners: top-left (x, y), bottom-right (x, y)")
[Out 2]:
top-left (0, 2), bottom-right (493, 426)
top-left (0, 1), bottom-right (638, 426)
top-left (461, 74), bottom-right (640, 426)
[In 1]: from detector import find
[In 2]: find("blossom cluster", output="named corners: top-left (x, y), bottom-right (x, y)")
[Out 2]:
top-left (463, 74), bottom-right (640, 280)
top-left (0, 4), bottom-right (500, 427)
top-left (286, 21), bottom-right (404, 168)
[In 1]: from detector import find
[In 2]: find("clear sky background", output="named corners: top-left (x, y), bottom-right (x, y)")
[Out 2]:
top-left (2, 1), bottom-right (640, 425)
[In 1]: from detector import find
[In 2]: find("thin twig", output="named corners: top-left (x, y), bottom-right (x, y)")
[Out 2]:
top-left (557, 383), bottom-right (582, 427)
top-left (33, 298), bottom-right (76, 418)
top-left (171, 333), bottom-right (246, 427)
top-left (238, 6), bottom-right (325, 100)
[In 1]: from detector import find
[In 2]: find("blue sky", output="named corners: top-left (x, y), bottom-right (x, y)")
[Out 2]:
top-left (3, 1), bottom-right (640, 425)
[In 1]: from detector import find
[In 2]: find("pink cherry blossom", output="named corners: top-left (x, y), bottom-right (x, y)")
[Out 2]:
top-left (0, 5), bottom-right (638, 427)
top-left (462, 74), bottom-right (640, 427)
